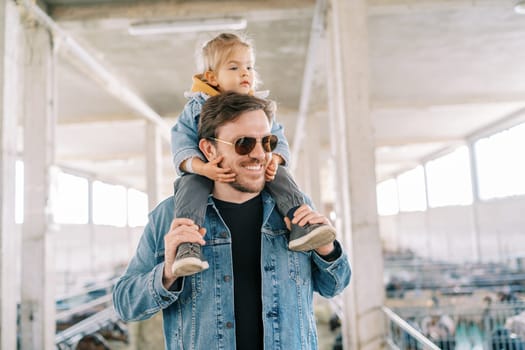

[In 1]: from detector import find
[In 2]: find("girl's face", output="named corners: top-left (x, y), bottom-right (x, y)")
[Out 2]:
top-left (207, 46), bottom-right (255, 94)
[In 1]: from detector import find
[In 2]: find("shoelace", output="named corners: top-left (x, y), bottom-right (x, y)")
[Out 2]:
top-left (179, 243), bottom-right (201, 258)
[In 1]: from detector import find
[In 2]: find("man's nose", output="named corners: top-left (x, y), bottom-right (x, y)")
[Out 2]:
top-left (249, 141), bottom-right (266, 159)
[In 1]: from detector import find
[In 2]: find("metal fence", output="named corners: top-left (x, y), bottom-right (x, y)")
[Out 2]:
top-left (384, 306), bottom-right (441, 350)
top-left (385, 302), bottom-right (525, 350)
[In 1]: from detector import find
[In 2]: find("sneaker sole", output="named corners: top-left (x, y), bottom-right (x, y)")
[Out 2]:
top-left (289, 226), bottom-right (336, 252)
top-left (171, 258), bottom-right (209, 277)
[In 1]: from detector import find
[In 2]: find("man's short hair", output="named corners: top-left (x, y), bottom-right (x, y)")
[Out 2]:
top-left (198, 91), bottom-right (275, 140)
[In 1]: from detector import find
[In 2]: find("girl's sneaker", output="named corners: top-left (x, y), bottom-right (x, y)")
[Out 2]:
top-left (171, 242), bottom-right (209, 277)
top-left (288, 223), bottom-right (336, 252)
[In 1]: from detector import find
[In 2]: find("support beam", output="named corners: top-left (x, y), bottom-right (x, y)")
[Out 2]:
top-left (369, 0), bottom-right (505, 15)
top-left (20, 18), bottom-right (56, 350)
top-left (19, 0), bottom-right (170, 142)
top-left (376, 137), bottom-right (463, 147)
top-left (290, 0), bottom-right (326, 173)
top-left (468, 141), bottom-right (482, 262)
top-left (0, 1), bottom-right (22, 349)
top-left (327, 0), bottom-right (385, 349)
top-left (305, 115), bottom-right (322, 209)
top-left (467, 106), bottom-right (525, 141)
top-left (145, 122), bottom-right (162, 210)
top-left (49, 0), bottom-right (315, 21)
top-left (326, 17), bottom-right (356, 350)
top-left (372, 97), bottom-right (525, 110)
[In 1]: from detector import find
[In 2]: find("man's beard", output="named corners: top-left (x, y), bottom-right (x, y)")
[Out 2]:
top-left (218, 152), bottom-right (267, 194)
top-left (228, 178), bottom-right (265, 194)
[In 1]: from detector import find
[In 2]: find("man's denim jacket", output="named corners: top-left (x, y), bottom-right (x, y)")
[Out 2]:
top-left (113, 192), bottom-right (351, 349)
top-left (171, 92), bottom-right (291, 176)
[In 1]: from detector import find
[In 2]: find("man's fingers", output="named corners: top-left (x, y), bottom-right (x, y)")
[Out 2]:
top-left (169, 218), bottom-right (196, 230)
top-left (290, 204), bottom-right (312, 223)
top-left (167, 224), bottom-right (206, 246)
top-left (297, 213), bottom-right (328, 227)
top-left (291, 205), bottom-right (330, 227)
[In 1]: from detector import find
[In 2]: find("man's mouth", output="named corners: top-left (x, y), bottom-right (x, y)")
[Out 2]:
top-left (244, 163), bottom-right (263, 171)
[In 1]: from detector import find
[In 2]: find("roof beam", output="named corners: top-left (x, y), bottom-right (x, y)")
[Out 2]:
top-left (49, 0), bottom-right (315, 21)
top-left (369, 0), bottom-right (505, 15)
top-left (57, 114), bottom-right (177, 125)
top-left (372, 96), bottom-right (525, 111)
top-left (290, 0), bottom-right (326, 173)
top-left (376, 137), bottom-right (462, 147)
top-left (18, 1), bottom-right (171, 142)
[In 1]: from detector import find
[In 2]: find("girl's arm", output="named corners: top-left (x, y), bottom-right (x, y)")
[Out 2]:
top-left (171, 100), bottom-right (204, 176)
top-left (183, 156), bottom-right (235, 183)
top-left (172, 98), bottom-right (235, 182)
top-left (270, 118), bottom-right (291, 166)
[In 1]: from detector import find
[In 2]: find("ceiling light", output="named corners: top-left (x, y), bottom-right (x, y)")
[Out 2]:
top-left (514, 0), bottom-right (525, 14)
top-left (128, 17), bottom-right (247, 36)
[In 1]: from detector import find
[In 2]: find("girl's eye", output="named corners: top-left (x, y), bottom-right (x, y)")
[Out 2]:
top-left (229, 66), bottom-right (238, 70)
top-left (247, 66), bottom-right (253, 71)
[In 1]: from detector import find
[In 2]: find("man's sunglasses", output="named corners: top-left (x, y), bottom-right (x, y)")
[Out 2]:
top-left (209, 135), bottom-right (278, 155)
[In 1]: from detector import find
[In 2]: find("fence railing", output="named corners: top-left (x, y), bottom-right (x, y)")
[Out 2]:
top-left (55, 307), bottom-right (122, 349)
top-left (387, 302), bottom-right (525, 350)
top-left (383, 306), bottom-right (441, 350)
top-left (54, 278), bottom-right (127, 349)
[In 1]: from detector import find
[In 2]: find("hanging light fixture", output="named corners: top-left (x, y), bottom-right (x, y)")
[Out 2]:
top-left (514, 0), bottom-right (525, 14)
top-left (129, 17), bottom-right (247, 36)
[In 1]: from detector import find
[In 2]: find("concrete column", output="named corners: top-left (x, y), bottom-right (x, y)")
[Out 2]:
top-left (327, 1), bottom-right (385, 349)
top-left (126, 122), bottom-right (165, 350)
top-left (88, 178), bottom-right (96, 277)
top-left (145, 122), bottom-right (162, 210)
top-left (467, 142), bottom-right (481, 262)
top-left (293, 148), bottom-right (308, 204)
top-left (20, 17), bottom-right (56, 350)
top-left (0, 2), bottom-right (22, 349)
top-left (306, 114), bottom-right (322, 210)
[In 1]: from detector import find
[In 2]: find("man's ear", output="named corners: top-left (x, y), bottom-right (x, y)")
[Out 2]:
top-left (204, 70), bottom-right (218, 87)
top-left (199, 138), bottom-right (216, 161)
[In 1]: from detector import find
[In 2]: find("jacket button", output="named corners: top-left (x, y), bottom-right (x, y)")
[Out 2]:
top-left (226, 321), bottom-right (233, 329)
top-left (223, 275), bottom-right (231, 282)
top-left (220, 232), bottom-right (228, 238)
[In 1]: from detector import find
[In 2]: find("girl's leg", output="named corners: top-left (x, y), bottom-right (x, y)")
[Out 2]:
top-left (173, 174), bottom-right (212, 226)
top-left (171, 174), bottom-right (212, 276)
top-left (265, 166), bottom-right (336, 251)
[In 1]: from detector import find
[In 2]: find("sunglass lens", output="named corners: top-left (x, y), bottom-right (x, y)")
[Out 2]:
top-left (235, 137), bottom-right (256, 155)
top-left (264, 135), bottom-right (278, 152)
top-left (233, 135), bottom-right (278, 155)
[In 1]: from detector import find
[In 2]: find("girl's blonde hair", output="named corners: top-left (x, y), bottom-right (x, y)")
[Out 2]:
top-left (198, 33), bottom-right (260, 88)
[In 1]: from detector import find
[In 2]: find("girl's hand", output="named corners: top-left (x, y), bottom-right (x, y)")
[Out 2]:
top-left (201, 156), bottom-right (236, 182)
top-left (265, 155), bottom-right (278, 181)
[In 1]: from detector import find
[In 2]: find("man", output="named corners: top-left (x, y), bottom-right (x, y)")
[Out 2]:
top-left (112, 92), bottom-right (351, 349)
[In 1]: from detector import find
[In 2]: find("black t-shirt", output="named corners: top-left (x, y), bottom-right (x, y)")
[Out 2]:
top-left (213, 195), bottom-right (264, 350)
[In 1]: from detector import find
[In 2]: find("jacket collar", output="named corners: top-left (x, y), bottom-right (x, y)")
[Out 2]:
top-left (189, 74), bottom-right (262, 97)
top-left (190, 74), bottom-right (220, 96)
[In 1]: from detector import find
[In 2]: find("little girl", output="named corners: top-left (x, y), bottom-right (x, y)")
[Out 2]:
top-left (170, 33), bottom-right (336, 277)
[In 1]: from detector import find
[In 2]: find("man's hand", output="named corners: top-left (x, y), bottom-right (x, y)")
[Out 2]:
top-left (284, 204), bottom-right (335, 256)
top-left (199, 156), bottom-right (236, 182)
top-left (163, 218), bottom-right (206, 288)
